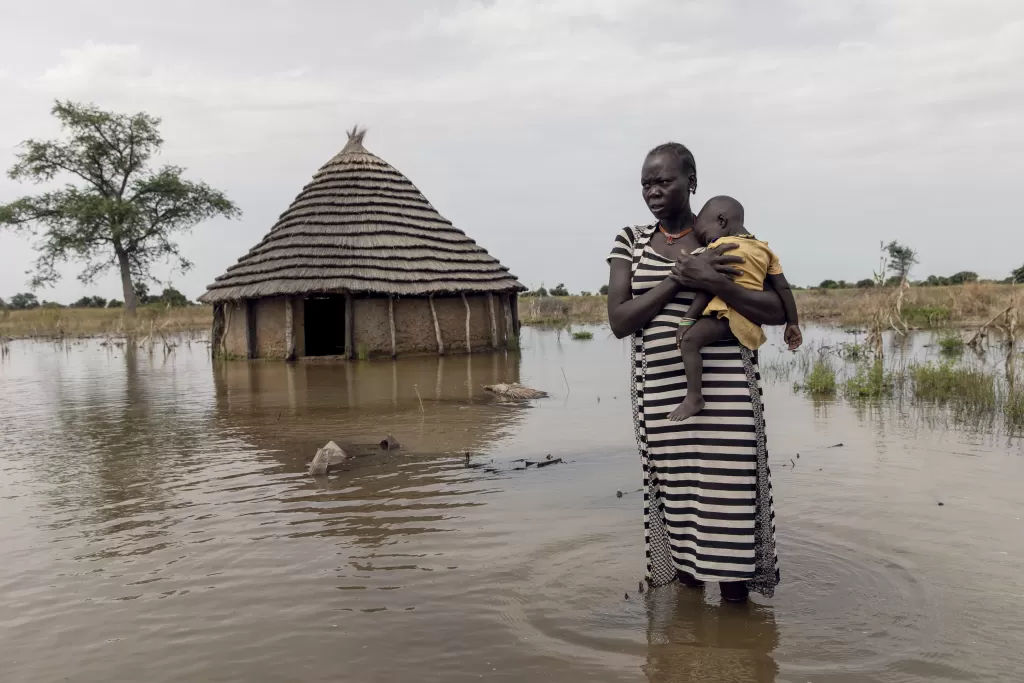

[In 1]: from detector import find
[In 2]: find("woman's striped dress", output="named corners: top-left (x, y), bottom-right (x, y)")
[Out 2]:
top-left (609, 224), bottom-right (779, 597)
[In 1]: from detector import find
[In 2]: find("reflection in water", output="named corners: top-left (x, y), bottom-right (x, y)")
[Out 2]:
top-left (645, 587), bottom-right (778, 683)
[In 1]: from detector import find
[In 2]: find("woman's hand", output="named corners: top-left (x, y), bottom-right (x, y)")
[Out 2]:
top-left (670, 242), bottom-right (745, 290)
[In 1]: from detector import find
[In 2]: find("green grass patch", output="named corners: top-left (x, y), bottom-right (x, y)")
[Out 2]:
top-left (844, 359), bottom-right (896, 398)
top-left (796, 360), bottom-right (837, 396)
top-left (911, 362), bottom-right (995, 405)
top-left (571, 330), bottom-right (594, 340)
top-left (936, 332), bottom-right (965, 356)
top-left (838, 342), bottom-right (869, 361)
top-left (902, 304), bottom-right (952, 327)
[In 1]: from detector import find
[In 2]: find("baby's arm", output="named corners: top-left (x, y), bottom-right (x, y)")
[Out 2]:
top-left (765, 273), bottom-right (798, 325)
top-left (766, 273), bottom-right (802, 349)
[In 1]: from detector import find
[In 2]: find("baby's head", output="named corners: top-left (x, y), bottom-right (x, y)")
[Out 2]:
top-left (694, 196), bottom-right (745, 245)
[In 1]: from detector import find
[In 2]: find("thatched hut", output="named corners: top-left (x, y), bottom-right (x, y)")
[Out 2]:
top-left (199, 129), bottom-right (525, 360)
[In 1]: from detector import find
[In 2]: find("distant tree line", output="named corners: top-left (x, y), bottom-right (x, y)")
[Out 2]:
top-left (0, 285), bottom-right (193, 310)
top-left (518, 239), bottom-right (1024, 297)
top-left (811, 241), bottom-right (1023, 290)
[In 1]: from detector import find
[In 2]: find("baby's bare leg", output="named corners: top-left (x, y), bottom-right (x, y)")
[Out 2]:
top-left (669, 316), bottom-right (733, 422)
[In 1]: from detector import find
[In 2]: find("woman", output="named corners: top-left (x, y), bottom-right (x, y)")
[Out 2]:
top-left (607, 142), bottom-right (785, 602)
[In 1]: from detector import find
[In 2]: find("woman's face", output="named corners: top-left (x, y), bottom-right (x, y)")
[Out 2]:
top-left (641, 152), bottom-right (693, 221)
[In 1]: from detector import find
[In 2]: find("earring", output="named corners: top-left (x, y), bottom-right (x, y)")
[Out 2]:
top-left (690, 185), bottom-right (697, 195)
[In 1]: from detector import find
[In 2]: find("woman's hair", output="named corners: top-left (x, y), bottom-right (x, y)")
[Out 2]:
top-left (647, 142), bottom-right (697, 190)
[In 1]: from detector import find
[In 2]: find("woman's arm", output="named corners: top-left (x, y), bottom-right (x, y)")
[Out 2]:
top-left (670, 246), bottom-right (786, 326)
top-left (607, 258), bottom-right (682, 338)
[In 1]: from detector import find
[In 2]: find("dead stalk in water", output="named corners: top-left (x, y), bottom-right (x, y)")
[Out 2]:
top-left (413, 384), bottom-right (425, 412)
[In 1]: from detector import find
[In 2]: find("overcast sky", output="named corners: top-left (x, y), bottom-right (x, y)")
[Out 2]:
top-left (1, 0), bottom-right (1022, 302)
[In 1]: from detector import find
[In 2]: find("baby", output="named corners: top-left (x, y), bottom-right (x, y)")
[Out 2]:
top-left (670, 196), bottom-right (802, 422)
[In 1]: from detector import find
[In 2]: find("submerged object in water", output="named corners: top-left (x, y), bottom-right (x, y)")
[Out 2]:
top-left (482, 383), bottom-right (549, 400)
top-left (308, 441), bottom-right (349, 475)
top-left (380, 434), bottom-right (400, 450)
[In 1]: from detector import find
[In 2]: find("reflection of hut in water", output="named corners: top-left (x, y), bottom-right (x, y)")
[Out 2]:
top-left (212, 351), bottom-right (525, 464)
top-left (199, 128), bottom-right (525, 360)
top-left (211, 352), bottom-right (526, 548)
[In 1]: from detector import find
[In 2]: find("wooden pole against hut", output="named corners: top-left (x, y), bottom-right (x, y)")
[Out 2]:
top-left (388, 295), bottom-right (397, 359)
top-left (211, 303), bottom-right (225, 359)
top-left (284, 296), bottom-right (296, 361)
top-left (429, 294), bottom-right (445, 355)
top-left (344, 293), bottom-right (355, 359)
top-left (245, 299), bottom-right (257, 359)
top-left (502, 295), bottom-right (514, 348)
top-left (461, 293), bottom-right (472, 354)
top-left (487, 294), bottom-right (499, 350)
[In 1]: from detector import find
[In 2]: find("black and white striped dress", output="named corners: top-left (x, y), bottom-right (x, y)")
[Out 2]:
top-left (609, 224), bottom-right (779, 597)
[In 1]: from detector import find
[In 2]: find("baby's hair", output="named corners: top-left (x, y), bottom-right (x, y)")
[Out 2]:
top-left (701, 195), bottom-right (744, 224)
top-left (647, 142), bottom-right (697, 190)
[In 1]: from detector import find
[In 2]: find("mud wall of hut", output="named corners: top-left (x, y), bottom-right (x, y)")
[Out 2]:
top-left (217, 293), bottom-right (516, 360)
top-left (353, 295), bottom-right (508, 356)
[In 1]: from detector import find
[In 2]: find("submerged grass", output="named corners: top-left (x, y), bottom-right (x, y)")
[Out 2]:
top-left (911, 362), bottom-right (995, 405)
top-left (843, 359), bottom-right (898, 399)
top-left (936, 332), bottom-right (966, 356)
top-left (570, 330), bottom-right (594, 340)
top-left (796, 360), bottom-right (837, 396)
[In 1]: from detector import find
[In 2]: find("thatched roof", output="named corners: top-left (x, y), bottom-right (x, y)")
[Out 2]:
top-left (199, 128), bottom-right (525, 303)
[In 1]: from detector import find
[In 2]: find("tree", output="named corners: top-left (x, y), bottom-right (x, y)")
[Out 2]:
top-left (949, 271), bottom-right (978, 285)
top-left (818, 279), bottom-right (839, 289)
top-left (855, 278), bottom-right (875, 288)
top-left (579, 291), bottom-right (592, 297)
top-left (107, 299), bottom-right (123, 308)
top-left (599, 284), bottom-right (609, 295)
top-left (0, 297), bottom-right (5, 309)
top-left (884, 241), bottom-right (918, 282)
top-left (134, 281), bottom-right (152, 305)
top-left (9, 292), bottom-right (40, 309)
top-left (0, 101), bottom-right (240, 316)
top-left (71, 295), bottom-right (108, 308)
top-left (549, 283), bottom-right (569, 296)
top-left (1013, 265), bottom-right (1024, 284)
top-left (157, 286), bottom-right (189, 307)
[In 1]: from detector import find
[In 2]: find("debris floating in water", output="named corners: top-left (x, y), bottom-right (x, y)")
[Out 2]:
top-left (380, 434), bottom-right (400, 450)
top-left (616, 490), bottom-right (623, 498)
top-left (482, 383), bottom-right (549, 400)
top-left (308, 441), bottom-right (348, 476)
top-left (829, 443), bottom-right (844, 448)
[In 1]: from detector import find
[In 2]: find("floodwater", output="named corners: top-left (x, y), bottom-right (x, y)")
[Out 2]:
top-left (1, 326), bottom-right (1023, 683)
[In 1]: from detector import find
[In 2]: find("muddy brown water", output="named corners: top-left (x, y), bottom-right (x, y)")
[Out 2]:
top-left (1, 326), bottom-right (1023, 682)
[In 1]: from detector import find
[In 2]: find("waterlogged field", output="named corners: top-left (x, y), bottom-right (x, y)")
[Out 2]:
top-left (1, 325), bottom-right (1022, 682)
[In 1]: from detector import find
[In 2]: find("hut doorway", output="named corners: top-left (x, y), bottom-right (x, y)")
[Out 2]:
top-left (303, 295), bottom-right (347, 356)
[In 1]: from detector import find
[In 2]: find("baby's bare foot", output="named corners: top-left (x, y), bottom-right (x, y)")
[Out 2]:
top-left (668, 395), bottom-right (705, 422)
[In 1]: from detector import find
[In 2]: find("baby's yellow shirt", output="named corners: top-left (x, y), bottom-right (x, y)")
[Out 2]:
top-left (707, 234), bottom-right (782, 290)
top-left (702, 234), bottom-right (783, 350)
